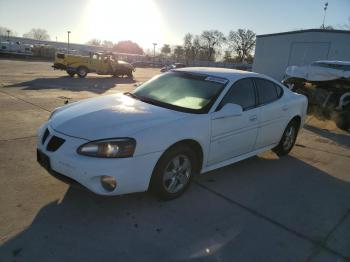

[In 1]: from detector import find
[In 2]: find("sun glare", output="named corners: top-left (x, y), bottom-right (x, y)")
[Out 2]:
top-left (81, 0), bottom-right (162, 48)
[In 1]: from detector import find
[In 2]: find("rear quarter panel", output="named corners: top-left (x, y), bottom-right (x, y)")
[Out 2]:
top-left (284, 89), bottom-right (308, 127)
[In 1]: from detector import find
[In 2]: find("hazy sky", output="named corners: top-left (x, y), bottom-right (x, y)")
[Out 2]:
top-left (0, 0), bottom-right (349, 51)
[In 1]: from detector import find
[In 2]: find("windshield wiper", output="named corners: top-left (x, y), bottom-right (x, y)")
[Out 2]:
top-left (124, 92), bottom-right (140, 100)
top-left (124, 92), bottom-right (159, 106)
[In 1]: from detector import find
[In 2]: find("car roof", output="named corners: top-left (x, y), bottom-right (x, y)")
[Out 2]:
top-left (173, 67), bottom-right (262, 81)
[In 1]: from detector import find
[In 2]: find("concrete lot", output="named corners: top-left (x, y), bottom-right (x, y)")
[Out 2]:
top-left (0, 58), bottom-right (349, 262)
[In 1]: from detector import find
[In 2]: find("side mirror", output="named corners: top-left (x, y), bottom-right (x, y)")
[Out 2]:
top-left (212, 103), bottom-right (243, 120)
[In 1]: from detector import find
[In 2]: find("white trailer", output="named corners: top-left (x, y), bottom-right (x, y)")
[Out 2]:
top-left (253, 29), bottom-right (350, 81)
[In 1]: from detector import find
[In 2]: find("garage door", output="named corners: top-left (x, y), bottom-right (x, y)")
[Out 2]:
top-left (288, 42), bottom-right (330, 66)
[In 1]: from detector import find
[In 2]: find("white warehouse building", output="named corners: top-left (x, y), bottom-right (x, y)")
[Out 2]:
top-left (252, 29), bottom-right (350, 81)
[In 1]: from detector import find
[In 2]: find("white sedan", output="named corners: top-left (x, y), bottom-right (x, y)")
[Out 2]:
top-left (37, 68), bottom-right (307, 199)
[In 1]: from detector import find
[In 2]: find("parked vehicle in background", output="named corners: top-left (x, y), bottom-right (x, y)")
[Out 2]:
top-left (160, 63), bottom-right (186, 72)
top-left (53, 52), bottom-right (135, 78)
top-left (0, 41), bottom-right (33, 55)
top-left (283, 61), bottom-right (350, 130)
top-left (132, 61), bottom-right (165, 68)
top-left (37, 68), bottom-right (307, 200)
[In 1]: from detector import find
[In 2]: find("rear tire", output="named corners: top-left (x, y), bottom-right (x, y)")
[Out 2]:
top-left (77, 66), bottom-right (88, 78)
top-left (273, 119), bottom-right (299, 156)
top-left (150, 145), bottom-right (197, 200)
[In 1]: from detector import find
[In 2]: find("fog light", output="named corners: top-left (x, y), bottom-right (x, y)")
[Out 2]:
top-left (100, 176), bottom-right (117, 192)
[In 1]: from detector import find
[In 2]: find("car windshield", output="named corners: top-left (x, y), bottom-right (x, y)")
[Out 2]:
top-left (131, 72), bottom-right (227, 113)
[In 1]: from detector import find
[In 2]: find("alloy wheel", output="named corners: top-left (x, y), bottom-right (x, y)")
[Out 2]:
top-left (162, 154), bottom-right (192, 194)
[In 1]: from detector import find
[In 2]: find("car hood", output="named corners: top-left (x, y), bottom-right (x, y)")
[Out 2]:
top-left (50, 93), bottom-right (187, 140)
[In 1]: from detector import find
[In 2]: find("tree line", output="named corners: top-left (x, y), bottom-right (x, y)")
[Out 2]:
top-left (2, 16), bottom-right (350, 63)
top-left (85, 39), bottom-right (144, 55)
top-left (161, 29), bottom-right (256, 63)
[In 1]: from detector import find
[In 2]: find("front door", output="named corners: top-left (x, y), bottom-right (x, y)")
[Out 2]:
top-left (208, 78), bottom-right (259, 165)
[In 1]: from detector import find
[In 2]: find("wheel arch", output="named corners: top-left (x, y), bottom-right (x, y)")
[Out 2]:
top-left (276, 115), bottom-right (302, 146)
top-left (155, 139), bottom-right (204, 174)
top-left (290, 115), bottom-right (301, 130)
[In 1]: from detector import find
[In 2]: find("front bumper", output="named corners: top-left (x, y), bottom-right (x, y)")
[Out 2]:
top-left (37, 123), bottom-right (162, 196)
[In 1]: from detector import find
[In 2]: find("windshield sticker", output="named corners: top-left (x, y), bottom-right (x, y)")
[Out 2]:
top-left (205, 77), bottom-right (228, 84)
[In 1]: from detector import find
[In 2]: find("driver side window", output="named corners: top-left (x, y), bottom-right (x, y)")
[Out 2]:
top-left (217, 78), bottom-right (256, 111)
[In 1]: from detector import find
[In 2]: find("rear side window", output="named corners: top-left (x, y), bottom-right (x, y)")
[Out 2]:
top-left (57, 53), bottom-right (65, 59)
top-left (218, 78), bottom-right (256, 111)
top-left (255, 78), bottom-right (281, 105)
top-left (275, 83), bottom-right (283, 97)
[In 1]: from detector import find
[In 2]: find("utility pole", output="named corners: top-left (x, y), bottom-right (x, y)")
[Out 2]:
top-left (322, 2), bottom-right (328, 29)
top-left (152, 42), bottom-right (157, 64)
top-left (67, 31), bottom-right (71, 54)
top-left (6, 30), bottom-right (11, 52)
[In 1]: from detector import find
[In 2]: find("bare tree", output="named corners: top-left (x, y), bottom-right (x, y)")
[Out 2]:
top-left (192, 35), bottom-right (202, 60)
top-left (173, 45), bottom-right (184, 61)
top-left (227, 29), bottom-right (255, 62)
top-left (23, 28), bottom-right (50, 40)
top-left (102, 40), bottom-right (114, 48)
top-left (161, 44), bottom-right (171, 55)
top-left (200, 30), bottom-right (225, 60)
top-left (86, 38), bottom-right (101, 46)
top-left (113, 40), bottom-right (144, 55)
top-left (183, 33), bottom-right (193, 62)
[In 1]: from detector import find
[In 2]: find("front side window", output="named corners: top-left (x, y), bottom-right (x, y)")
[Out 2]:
top-left (218, 78), bottom-right (256, 111)
top-left (255, 78), bottom-right (280, 105)
top-left (131, 72), bottom-right (227, 113)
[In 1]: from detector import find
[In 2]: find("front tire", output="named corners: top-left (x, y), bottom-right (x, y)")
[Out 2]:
top-left (150, 145), bottom-right (197, 200)
top-left (77, 66), bottom-right (88, 78)
top-left (273, 119), bottom-right (299, 156)
top-left (127, 70), bottom-right (133, 78)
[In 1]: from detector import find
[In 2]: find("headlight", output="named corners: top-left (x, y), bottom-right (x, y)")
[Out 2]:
top-left (77, 138), bottom-right (136, 158)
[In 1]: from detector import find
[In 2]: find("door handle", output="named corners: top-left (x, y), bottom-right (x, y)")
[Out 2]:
top-left (249, 115), bottom-right (257, 121)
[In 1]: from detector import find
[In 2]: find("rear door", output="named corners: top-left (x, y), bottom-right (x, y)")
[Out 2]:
top-left (253, 78), bottom-right (289, 149)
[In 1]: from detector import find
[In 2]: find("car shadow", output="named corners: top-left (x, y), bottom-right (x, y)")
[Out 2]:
top-left (304, 124), bottom-right (350, 149)
top-left (4, 76), bottom-right (136, 94)
top-left (0, 155), bottom-right (349, 261)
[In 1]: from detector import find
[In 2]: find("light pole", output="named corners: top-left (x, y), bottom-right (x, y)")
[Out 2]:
top-left (6, 30), bottom-right (11, 52)
top-left (322, 2), bottom-right (328, 29)
top-left (67, 31), bottom-right (71, 54)
top-left (152, 42), bottom-right (157, 63)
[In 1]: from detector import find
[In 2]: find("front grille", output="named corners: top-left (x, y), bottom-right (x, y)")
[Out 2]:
top-left (42, 129), bottom-right (50, 144)
top-left (46, 136), bottom-right (65, 152)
